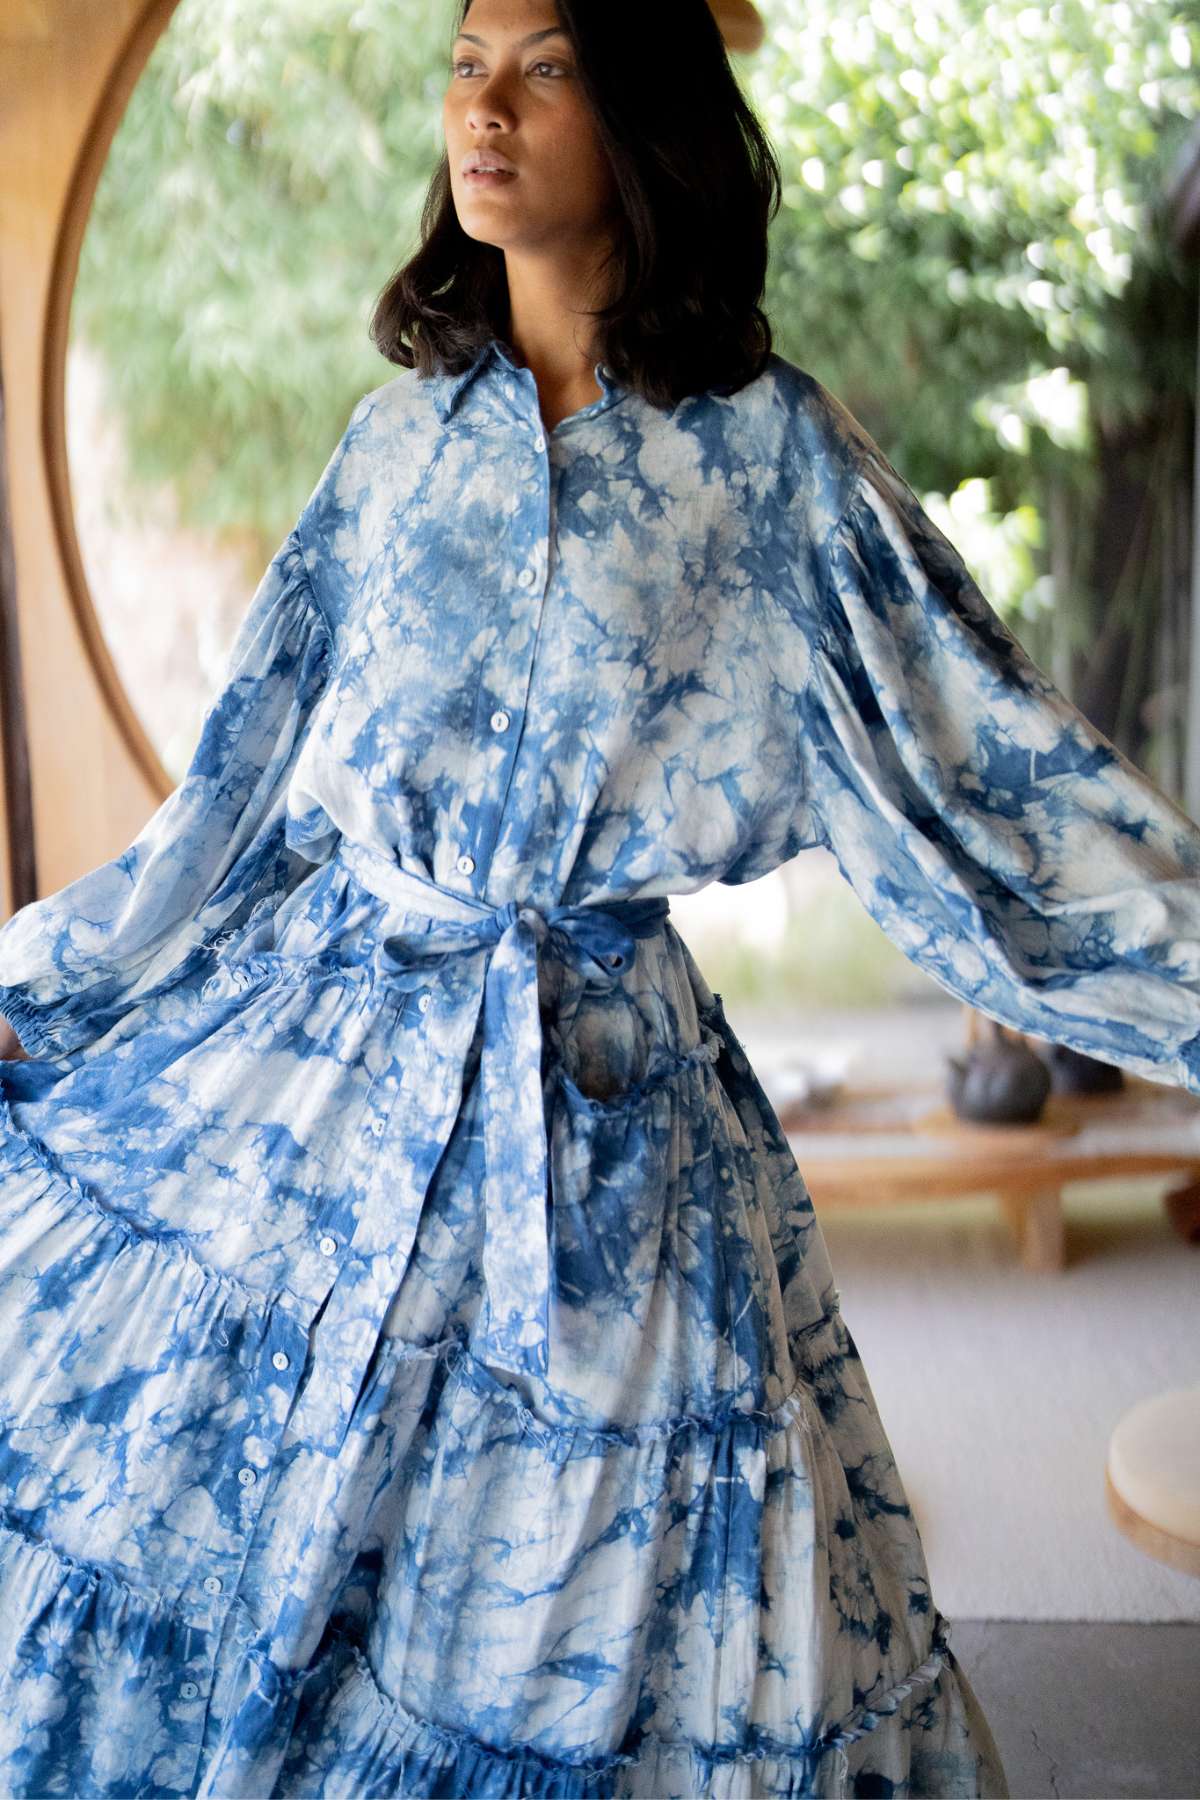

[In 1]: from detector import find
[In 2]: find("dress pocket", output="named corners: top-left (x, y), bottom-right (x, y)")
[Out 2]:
top-left (548, 982), bottom-right (658, 1105)
top-left (541, 1018), bottom-right (750, 1428)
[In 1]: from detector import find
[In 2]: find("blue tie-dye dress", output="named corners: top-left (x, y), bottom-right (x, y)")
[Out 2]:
top-left (1, 336), bottom-right (1198, 1799)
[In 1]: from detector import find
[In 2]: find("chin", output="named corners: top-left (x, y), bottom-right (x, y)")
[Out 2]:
top-left (457, 221), bottom-right (518, 250)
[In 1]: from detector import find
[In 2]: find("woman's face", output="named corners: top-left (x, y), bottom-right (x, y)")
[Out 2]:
top-left (443, 0), bottom-right (620, 261)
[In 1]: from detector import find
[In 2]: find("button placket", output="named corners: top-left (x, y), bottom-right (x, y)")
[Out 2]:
top-left (471, 483), bottom-right (552, 885)
top-left (178, 1311), bottom-right (309, 1622)
top-left (460, 405), bottom-right (551, 904)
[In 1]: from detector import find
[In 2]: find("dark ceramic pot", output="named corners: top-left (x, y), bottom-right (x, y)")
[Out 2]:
top-left (1037, 1041), bottom-right (1124, 1095)
top-left (946, 1018), bottom-right (1052, 1125)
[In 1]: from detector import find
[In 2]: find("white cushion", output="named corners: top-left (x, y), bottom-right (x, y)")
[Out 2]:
top-left (1107, 1385), bottom-right (1200, 1544)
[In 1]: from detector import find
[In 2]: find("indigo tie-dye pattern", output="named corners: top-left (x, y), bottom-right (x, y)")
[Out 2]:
top-left (0, 335), bottom-right (1197, 1799)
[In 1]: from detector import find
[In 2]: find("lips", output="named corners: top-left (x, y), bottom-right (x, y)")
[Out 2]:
top-left (462, 150), bottom-right (517, 176)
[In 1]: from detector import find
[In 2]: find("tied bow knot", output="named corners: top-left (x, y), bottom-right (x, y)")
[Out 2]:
top-left (339, 841), bottom-right (668, 1378)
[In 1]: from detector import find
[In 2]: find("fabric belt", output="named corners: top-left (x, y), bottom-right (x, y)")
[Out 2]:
top-left (334, 839), bottom-right (671, 1379)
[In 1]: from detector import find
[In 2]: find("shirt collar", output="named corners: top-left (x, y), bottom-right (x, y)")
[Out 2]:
top-left (428, 335), bottom-right (624, 423)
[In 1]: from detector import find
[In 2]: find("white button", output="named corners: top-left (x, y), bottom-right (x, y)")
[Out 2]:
top-left (180, 1681), bottom-right (199, 1700)
top-left (417, 992), bottom-right (431, 1014)
top-left (237, 1466), bottom-right (257, 1487)
top-left (533, 433), bottom-right (546, 453)
top-left (370, 1117), bottom-right (384, 1137)
top-left (456, 853), bottom-right (475, 875)
top-left (202, 1575), bottom-right (222, 1595)
top-left (272, 1350), bottom-right (290, 1371)
top-left (490, 709), bottom-right (510, 733)
top-left (319, 1234), bottom-right (337, 1257)
top-left (517, 567), bottom-right (535, 588)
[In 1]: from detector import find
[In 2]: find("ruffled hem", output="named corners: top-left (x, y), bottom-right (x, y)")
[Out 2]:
top-left (0, 1487), bottom-right (1007, 1800)
top-left (0, 1507), bottom-right (214, 1796)
top-left (0, 1314), bottom-right (1009, 1800)
top-left (197, 1616), bottom-right (1007, 1798)
top-left (0, 1086), bottom-right (309, 1623)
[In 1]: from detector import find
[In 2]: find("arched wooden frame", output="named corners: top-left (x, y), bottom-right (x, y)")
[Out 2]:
top-left (0, 0), bottom-right (766, 915)
top-left (43, 0), bottom-right (184, 805)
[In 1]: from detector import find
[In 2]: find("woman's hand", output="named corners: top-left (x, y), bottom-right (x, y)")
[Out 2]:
top-left (0, 1015), bottom-right (29, 1061)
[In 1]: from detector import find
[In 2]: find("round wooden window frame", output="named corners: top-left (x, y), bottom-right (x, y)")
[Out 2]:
top-left (43, 0), bottom-right (185, 804)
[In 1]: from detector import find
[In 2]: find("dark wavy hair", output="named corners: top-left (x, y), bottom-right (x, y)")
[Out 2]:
top-left (368, 0), bottom-right (782, 409)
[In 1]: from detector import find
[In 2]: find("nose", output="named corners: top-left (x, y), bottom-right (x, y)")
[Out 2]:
top-left (463, 71), bottom-right (517, 133)
top-left (466, 102), bottom-right (513, 135)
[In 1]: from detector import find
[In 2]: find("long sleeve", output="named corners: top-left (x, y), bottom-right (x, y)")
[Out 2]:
top-left (801, 442), bottom-right (1200, 1095)
top-left (0, 527), bottom-right (333, 1060)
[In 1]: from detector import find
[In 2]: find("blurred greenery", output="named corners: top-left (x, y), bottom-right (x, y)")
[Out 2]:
top-left (74, 0), bottom-right (452, 547)
top-left (752, 0), bottom-right (1200, 802)
top-left (759, 0), bottom-right (1199, 498)
top-left (699, 878), bottom-right (929, 1010)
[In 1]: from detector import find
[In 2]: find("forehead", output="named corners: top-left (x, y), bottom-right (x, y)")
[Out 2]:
top-left (455, 0), bottom-right (566, 42)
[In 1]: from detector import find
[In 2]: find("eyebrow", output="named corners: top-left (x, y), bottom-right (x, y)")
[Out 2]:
top-left (453, 27), bottom-right (570, 48)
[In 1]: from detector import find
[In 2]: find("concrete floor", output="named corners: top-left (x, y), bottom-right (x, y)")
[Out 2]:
top-left (952, 1621), bottom-right (1200, 1799)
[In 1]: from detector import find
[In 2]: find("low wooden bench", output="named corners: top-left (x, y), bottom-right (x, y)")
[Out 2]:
top-left (778, 1074), bottom-right (1200, 1272)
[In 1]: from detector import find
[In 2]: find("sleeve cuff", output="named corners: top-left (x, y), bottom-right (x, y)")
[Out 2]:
top-left (0, 988), bottom-right (68, 1060)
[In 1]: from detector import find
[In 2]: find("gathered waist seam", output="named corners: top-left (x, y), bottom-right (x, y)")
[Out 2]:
top-left (333, 839), bottom-right (671, 943)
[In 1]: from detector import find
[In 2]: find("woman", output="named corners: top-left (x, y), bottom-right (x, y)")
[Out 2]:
top-left (0, 0), bottom-right (1195, 1793)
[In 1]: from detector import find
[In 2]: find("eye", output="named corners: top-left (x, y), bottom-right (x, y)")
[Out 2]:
top-left (449, 54), bottom-right (569, 79)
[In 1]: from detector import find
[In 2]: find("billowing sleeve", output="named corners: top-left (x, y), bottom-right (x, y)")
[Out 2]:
top-left (801, 443), bottom-right (1200, 1094)
top-left (0, 526), bottom-right (333, 1060)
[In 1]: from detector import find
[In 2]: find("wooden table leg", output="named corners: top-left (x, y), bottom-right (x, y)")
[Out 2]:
top-left (999, 1187), bottom-right (1065, 1271)
top-left (1162, 1177), bottom-right (1200, 1245)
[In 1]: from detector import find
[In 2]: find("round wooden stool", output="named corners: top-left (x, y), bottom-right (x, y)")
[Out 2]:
top-left (1105, 1386), bottom-right (1200, 1578)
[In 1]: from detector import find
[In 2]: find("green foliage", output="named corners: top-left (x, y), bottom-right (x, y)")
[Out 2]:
top-left (748, 0), bottom-right (1200, 794)
top-left (755, 0), bottom-right (1200, 508)
top-left (699, 876), bottom-right (928, 1009)
top-left (74, 0), bottom-right (459, 560)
